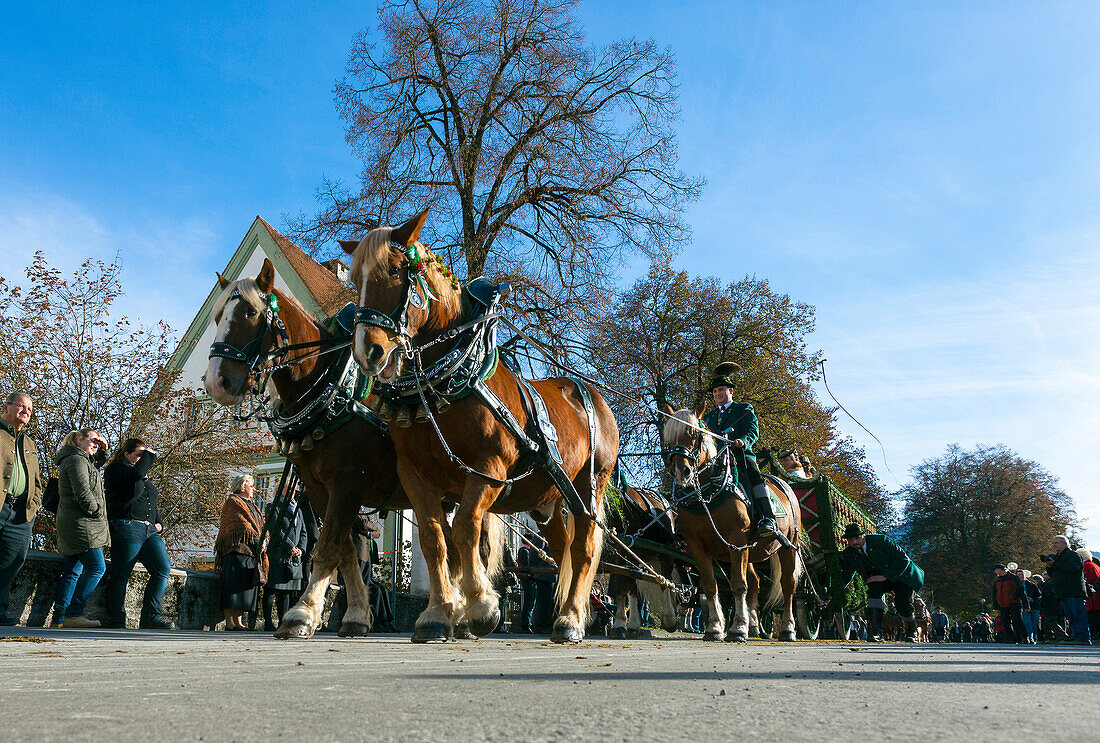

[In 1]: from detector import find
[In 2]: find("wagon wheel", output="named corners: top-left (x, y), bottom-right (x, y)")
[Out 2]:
top-left (794, 571), bottom-right (824, 640)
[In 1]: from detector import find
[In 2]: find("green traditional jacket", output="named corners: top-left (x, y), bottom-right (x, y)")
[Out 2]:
top-left (702, 402), bottom-right (759, 461)
top-left (840, 533), bottom-right (925, 592)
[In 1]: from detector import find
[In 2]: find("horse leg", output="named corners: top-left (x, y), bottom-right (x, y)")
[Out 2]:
top-left (725, 549), bottom-right (751, 643)
top-left (406, 481), bottom-right (460, 642)
top-left (275, 486), bottom-right (357, 640)
top-left (777, 547), bottom-right (798, 642)
top-left (746, 564), bottom-right (761, 637)
top-left (452, 484), bottom-right (502, 638)
top-left (609, 574), bottom-right (628, 639)
top-left (626, 590), bottom-right (641, 639)
top-left (550, 509), bottom-right (605, 644)
top-left (687, 542), bottom-right (724, 641)
top-left (335, 542), bottom-right (373, 637)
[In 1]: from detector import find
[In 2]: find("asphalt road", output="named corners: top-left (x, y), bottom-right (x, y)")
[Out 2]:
top-left (0, 627), bottom-right (1095, 743)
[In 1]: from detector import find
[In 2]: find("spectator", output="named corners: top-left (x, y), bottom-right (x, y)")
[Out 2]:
top-left (0, 392), bottom-right (43, 626)
top-left (1074, 546), bottom-right (1099, 643)
top-left (1037, 572), bottom-right (1067, 642)
top-left (52, 428), bottom-right (110, 628)
top-left (931, 607), bottom-right (949, 642)
top-left (102, 438), bottom-right (174, 630)
top-left (214, 475), bottom-right (266, 631)
top-left (262, 490), bottom-right (308, 632)
top-left (1017, 569), bottom-right (1040, 644)
top-left (518, 539), bottom-right (555, 634)
top-left (992, 564), bottom-right (1026, 644)
top-left (1041, 536), bottom-right (1090, 644)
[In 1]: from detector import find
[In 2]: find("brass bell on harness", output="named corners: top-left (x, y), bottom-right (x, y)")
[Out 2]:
top-left (301, 435), bottom-right (314, 452)
top-left (376, 400), bottom-right (396, 422)
top-left (394, 405), bottom-right (413, 428)
top-left (434, 396), bottom-right (451, 413)
top-left (365, 396), bottom-right (385, 415)
top-left (270, 439), bottom-right (282, 454)
top-left (413, 404), bottom-right (429, 424)
top-left (312, 427), bottom-right (325, 441)
top-left (288, 439), bottom-right (302, 457)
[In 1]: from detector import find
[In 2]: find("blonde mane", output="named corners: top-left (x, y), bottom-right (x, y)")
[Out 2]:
top-left (349, 225), bottom-right (461, 316)
top-left (662, 409), bottom-right (717, 459)
top-left (211, 278), bottom-right (307, 325)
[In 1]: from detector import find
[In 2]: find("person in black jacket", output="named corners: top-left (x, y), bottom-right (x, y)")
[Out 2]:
top-left (102, 438), bottom-right (174, 629)
top-left (1041, 536), bottom-right (1091, 644)
top-left (262, 490), bottom-right (309, 632)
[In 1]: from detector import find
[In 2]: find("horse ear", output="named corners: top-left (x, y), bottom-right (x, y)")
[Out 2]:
top-left (216, 272), bottom-right (230, 290)
top-left (390, 209), bottom-right (430, 248)
top-left (338, 239), bottom-right (360, 255)
top-left (692, 399), bottom-right (708, 418)
top-left (256, 258), bottom-right (276, 293)
top-left (658, 402), bottom-right (675, 417)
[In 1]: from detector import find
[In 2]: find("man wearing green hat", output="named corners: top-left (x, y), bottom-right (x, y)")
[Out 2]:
top-left (834, 522), bottom-right (925, 642)
top-left (701, 362), bottom-right (789, 548)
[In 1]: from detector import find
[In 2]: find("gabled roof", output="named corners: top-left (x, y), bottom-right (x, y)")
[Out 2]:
top-left (167, 216), bottom-right (354, 374)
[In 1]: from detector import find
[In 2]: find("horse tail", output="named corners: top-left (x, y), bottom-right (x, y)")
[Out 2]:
top-left (553, 497), bottom-right (606, 630)
top-left (761, 548), bottom-right (803, 614)
top-left (485, 513), bottom-right (506, 583)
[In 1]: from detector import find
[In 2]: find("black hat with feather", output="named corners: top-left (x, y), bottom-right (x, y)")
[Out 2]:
top-left (708, 361), bottom-right (743, 391)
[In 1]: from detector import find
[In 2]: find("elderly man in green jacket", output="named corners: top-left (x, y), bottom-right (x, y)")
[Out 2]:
top-left (0, 392), bottom-right (43, 626)
top-left (836, 522), bottom-right (925, 642)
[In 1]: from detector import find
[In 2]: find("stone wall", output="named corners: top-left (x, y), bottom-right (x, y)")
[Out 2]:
top-left (8, 550), bottom-right (429, 632)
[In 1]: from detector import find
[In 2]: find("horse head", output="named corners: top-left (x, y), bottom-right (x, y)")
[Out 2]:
top-left (342, 210), bottom-right (463, 381)
top-left (660, 401), bottom-right (714, 487)
top-left (204, 258), bottom-right (286, 405)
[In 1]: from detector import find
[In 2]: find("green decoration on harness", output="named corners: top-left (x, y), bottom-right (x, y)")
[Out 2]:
top-left (406, 244), bottom-right (421, 265)
top-left (266, 293), bottom-right (280, 313)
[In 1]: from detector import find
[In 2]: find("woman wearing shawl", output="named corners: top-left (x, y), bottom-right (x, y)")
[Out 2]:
top-left (214, 475), bottom-right (266, 630)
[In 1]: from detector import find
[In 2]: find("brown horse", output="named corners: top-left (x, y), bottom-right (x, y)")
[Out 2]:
top-left (604, 485), bottom-right (686, 638)
top-left (204, 259), bottom-right (409, 638)
top-left (661, 404), bottom-right (803, 642)
top-left (343, 211), bottom-right (619, 643)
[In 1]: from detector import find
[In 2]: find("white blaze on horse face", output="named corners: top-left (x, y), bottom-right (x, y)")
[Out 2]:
top-left (204, 297), bottom-right (243, 405)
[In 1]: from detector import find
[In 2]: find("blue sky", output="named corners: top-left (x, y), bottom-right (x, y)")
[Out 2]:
top-left (3, 2), bottom-right (1098, 547)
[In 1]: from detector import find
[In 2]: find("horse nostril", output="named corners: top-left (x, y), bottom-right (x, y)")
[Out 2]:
top-left (367, 344), bottom-right (384, 366)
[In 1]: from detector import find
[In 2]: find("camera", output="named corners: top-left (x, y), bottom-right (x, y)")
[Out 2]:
top-left (1039, 554), bottom-right (1054, 562)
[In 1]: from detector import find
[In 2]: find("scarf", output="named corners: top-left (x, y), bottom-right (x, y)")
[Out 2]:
top-left (214, 494), bottom-right (267, 576)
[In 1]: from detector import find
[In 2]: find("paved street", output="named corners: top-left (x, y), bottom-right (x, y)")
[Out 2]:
top-left (0, 627), bottom-right (1095, 743)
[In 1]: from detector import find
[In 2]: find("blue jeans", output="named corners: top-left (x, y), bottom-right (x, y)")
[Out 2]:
top-left (1020, 608), bottom-right (1035, 642)
top-left (106, 520), bottom-right (171, 623)
top-left (1061, 598), bottom-right (1091, 643)
top-left (54, 548), bottom-right (106, 620)
top-left (1029, 609), bottom-right (1040, 642)
top-left (0, 501), bottom-right (34, 622)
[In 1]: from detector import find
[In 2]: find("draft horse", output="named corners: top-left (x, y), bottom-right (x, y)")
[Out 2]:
top-left (661, 403), bottom-right (803, 642)
top-left (343, 210), bottom-right (620, 643)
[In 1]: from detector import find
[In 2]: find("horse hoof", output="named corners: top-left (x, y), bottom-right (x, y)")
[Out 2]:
top-left (610, 626), bottom-right (627, 640)
top-left (337, 621), bottom-right (371, 638)
top-left (411, 622), bottom-right (452, 643)
top-left (273, 620), bottom-right (315, 640)
top-left (725, 631), bottom-right (748, 643)
top-left (626, 629), bottom-right (640, 640)
top-left (779, 631), bottom-right (797, 642)
top-left (703, 631), bottom-right (722, 642)
top-left (550, 624), bottom-right (583, 644)
top-left (467, 609), bottom-right (501, 638)
top-left (452, 623), bottom-right (475, 640)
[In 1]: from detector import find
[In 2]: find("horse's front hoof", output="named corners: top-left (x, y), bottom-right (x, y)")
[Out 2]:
top-left (550, 623), bottom-right (583, 644)
top-left (610, 626), bottom-right (627, 640)
top-left (411, 622), bottom-right (452, 643)
top-left (779, 630), bottom-right (797, 642)
top-left (338, 621), bottom-right (372, 638)
top-left (703, 631), bottom-right (722, 642)
top-left (725, 630), bottom-right (748, 643)
top-left (467, 608), bottom-right (501, 638)
top-left (273, 620), bottom-right (315, 640)
top-left (626, 628), bottom-right (640, 640)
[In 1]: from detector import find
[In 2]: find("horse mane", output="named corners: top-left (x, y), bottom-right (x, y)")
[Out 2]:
top-left (350, 225), bottom-right (461, 316)
top-left (662, 409), bottom-right (717, 459)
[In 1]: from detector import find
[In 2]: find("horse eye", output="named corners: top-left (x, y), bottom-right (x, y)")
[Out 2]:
top-left (388, 267), bottom-right (401, 277)
top-left (245, 308), bottom-right (258, 318)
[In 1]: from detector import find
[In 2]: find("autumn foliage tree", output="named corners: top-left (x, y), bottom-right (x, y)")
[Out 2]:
top-left (899, 444), bottom-right (1076, 614)
top-left (589, 257), bottom-right (892, 523)
top-left (0, 252), bottom-right (263, 561)
top-left (287, 0), bottom-right (702, 346)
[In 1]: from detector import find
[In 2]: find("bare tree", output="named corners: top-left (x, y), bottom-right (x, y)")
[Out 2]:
top-left (287, 0), bottom-right (702, 340)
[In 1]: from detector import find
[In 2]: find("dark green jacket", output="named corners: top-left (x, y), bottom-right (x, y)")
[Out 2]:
top-left (702, 402), bottom-right (759, 460)
top-left (54, 444), bottom-right (110, 556)
top-left (840, 533), bottom-right (924, 592)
